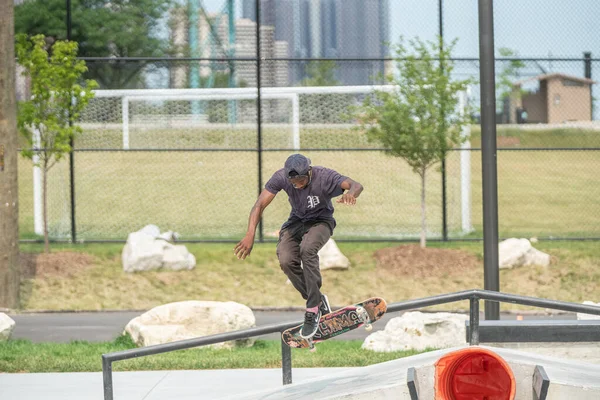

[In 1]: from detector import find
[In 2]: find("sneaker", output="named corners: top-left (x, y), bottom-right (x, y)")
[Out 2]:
top-left (300, 309), bottom-right (321, 339)
top-left (319, 294), bottom-right (332, 316)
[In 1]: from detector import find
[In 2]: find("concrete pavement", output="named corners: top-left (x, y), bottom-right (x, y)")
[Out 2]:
top-left (0, 368), bottom-right (356, 400)
top-left (7, 310), bottom-right (576, 343)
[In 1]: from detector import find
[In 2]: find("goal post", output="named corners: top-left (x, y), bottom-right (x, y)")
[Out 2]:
top-left (32, 85), bottom-right (472, 238)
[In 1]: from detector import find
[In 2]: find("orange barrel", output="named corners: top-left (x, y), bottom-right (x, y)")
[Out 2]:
top-left (435, 347), bottom-right (516, 400)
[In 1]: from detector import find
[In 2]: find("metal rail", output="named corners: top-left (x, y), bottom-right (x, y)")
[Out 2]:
top-left (102, 289), bottom-right (600, 399)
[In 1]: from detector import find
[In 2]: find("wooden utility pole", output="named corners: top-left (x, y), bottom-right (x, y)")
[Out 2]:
top-left (0, 0), bottom-right (21, 309)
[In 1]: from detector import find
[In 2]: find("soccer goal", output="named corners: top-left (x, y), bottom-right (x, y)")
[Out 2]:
top-left (31, 85), bottom-right (473, 238)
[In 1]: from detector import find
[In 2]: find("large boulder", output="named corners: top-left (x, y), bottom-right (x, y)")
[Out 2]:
top-left (315, 238), bottom-right (350, 271)
top-left (124, 301), bottom-right (256, 349)
top-left (0, 313), bottom-right (15, 341)
top-left (122, 225), bottom-right (195, 272)
top-left (362, 311), bottom-right (468, 352)
top-left (499, 238), bottom-right (551, 269)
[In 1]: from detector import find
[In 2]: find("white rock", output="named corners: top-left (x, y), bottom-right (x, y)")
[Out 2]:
top-left (124, 301), bottom-right (256, 349)
top-left (362, 311), bottom-right (468, 352)
top-left (139, 224), bottom-right (161, 237)
top-left (577, 301), bottom-right (600, 320)
top-left (522, 247), bottom-right (551, 267)
top-left (316, 238), bottom-right (350, 271)
top-left (499, 238), bottom-right (550, 269)
top-left (0, 313), bottom-right (16, 341)
top-left (286, 238), bottom-right (350, 284)
top-left (499, 238), bottom-right (531, 269)
top-left (122, 225), bottom-right (196, 272)
top-left (158, 231), bottom-right (179, 242)
top-left (162, 244), bottom-right (196, 271)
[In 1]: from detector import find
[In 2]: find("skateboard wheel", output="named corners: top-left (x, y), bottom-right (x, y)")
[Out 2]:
top-left (364, 324), bottom-right (373, 331)
top-left (356, 306), bottom-right (370, 324)
top-left (310, 346), bottom-right (317, 353)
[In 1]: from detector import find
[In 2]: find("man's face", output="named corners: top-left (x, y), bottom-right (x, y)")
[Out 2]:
top-left (288, 174), bottom-right (310, 189)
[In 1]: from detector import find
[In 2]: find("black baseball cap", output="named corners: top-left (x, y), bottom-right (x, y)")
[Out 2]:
top-left (284, 154), bottom-right (311, 178)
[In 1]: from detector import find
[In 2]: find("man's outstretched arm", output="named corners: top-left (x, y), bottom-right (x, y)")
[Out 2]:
top-left (337, 178), bottom-right (363, 205)
top-left (234, 189), bottom-right (276, 259)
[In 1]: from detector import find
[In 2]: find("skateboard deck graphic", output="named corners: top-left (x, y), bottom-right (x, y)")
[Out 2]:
top-left (282, 297), bottom-right (387, 350)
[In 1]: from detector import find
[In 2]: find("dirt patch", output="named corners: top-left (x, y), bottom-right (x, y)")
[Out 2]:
top-left (373, 244), bottom-right (480, 278)
top-left (20, 252), bottom-right (94, 279)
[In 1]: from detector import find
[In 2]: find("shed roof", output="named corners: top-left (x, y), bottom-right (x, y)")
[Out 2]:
top-left (513, 73), bottom-right (596, 87)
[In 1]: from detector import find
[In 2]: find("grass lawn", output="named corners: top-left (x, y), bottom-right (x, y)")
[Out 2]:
top-left (0, 336), bottom-right (426, 373)
top-left (16, 241), bottom-right (600, 312)
top-left (17, 126), bottom-right (600, 240)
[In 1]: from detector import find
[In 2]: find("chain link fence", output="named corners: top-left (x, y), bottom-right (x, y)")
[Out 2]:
top-left (15, 0), bottom-right (600, 241)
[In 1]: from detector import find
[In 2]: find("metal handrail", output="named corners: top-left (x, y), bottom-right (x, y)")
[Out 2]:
top-left (101, 289), bottom-right (600, 400)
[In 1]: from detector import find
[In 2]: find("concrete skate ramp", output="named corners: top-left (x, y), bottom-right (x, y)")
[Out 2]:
top-left (232, 345), bottom-right (600, 400)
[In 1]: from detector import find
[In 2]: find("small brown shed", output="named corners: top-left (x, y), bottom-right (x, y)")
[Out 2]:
top-left (510, 73), bottom-right (595, 124)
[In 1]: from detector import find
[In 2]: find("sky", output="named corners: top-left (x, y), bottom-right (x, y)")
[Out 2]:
top-left (160, 0), bottom-right (599, 117)
top-left (196, 0), bottom-right (600, 59)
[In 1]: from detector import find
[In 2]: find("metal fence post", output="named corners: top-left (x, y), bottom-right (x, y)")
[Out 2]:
top-left (255, 0), bottom-right (264, 243)
top-left (439, 0), bottom-right (448, 241)
top-left (102, 356), bottom-right (113, 400)
top-left (478, 0), bottom-right (500, 320)
top-left (584, 52), bottom-right (593, 120)
top-left (281, 337), bottom-right (292, 385)
top-left (67, 0), bottom-right (77, 243)
top-left (469, 296), bottom-right (480, 345)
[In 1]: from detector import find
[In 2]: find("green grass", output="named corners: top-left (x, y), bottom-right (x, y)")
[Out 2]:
top-left (0, 336), bottom-right (426, 373)
top-left (469, 126), bottom-right (600, 148)
top-left (17, 128), bottom-right (600, 240)
top-left (16, 241), bottom-right (600, 312)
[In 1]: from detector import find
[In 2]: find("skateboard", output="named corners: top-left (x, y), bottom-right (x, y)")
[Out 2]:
top-left (282, 297), bottom-right (387, 351)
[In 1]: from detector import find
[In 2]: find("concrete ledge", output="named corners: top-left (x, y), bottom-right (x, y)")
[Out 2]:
top-left (234, 346), bottom-right (600, 400)
top-left (466, 320), bottom-right (600, 342)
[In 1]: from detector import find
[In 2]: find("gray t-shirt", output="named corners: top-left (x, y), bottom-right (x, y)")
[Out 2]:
top-left (265, 166), bottom-right (348, 232)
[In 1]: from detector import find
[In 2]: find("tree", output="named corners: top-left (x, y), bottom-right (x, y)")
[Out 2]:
top-left (0, 0), bottom-right (21, 308)
top-left (16, 34), bottom-right (97, 253)
top-left (14, 0), bottom-right (173, 88)
top-left (354, 37), bottom-right (473, 248)
top-left (497, 47), bottom-right (526, 121)
top-left (302, 60), bottom-right (339, 87)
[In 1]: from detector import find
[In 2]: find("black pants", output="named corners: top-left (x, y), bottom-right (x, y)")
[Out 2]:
top-left (276, 221), bottom-right (331, 308)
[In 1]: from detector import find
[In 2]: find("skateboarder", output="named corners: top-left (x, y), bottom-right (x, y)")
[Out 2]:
top-left (234, 154), bottom-right (363, 339)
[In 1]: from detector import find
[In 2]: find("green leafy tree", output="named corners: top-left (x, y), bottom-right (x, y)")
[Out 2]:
top-left (16, 34), bottom-right (97, 252)
top-left (14, 0), bottom-right (173, 88)
top-left (354, 37), bottom-right (473, 248)
top-left (302, 60), bottom-right (339, 87)
top-left (497, 47), bottom-right (526, 118)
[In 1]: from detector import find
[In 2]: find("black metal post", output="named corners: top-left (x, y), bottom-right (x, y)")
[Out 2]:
top-left (584, 52), bottom-right (593, 120)
top-left (439, 0), bottom-right (448, 241)
top-left (478, 0), bottom-right (500, 320)
top-left (469, 296), bottom-right (480, 345)
top-left (281, 337), bottom-right (292, 385)
top-left (66, 0), bottom-right (76, 243)
top-left (102, 356), bottom-right (113, 400)
top-left (255, 0), bottom-right (264, 243)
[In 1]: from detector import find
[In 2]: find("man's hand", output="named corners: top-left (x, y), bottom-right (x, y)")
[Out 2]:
top-left (234, 235), bottom-right (255, 260)
top-left (336, 192), bottom-right (357, 205)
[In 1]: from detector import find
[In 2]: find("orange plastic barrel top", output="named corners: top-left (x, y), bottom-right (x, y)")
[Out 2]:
top-left (435, 347), bottom-right (516, 400)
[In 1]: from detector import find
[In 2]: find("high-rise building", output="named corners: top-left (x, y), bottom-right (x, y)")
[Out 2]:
top-left (243, 0), bottom-right (390, 85)
top-left (168, 9), bottom-right (289, 88)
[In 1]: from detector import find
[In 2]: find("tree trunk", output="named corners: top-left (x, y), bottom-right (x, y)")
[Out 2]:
top-left (420, 169), bottom-right (427, 248)
top-left (0, 0), bottom-right (21, 308)
top-left (43, 164), bottom-right (49, 253)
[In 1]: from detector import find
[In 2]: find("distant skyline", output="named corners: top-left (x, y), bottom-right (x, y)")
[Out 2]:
top-left (197, 0), bottom-right (599, 59)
